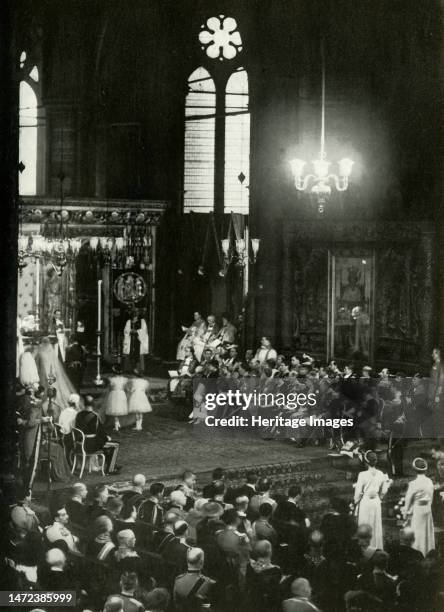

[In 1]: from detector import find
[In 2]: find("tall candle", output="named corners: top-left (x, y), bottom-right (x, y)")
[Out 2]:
top-left (97, 279), bottom-right (102, 332)
top-left (35, 257), bottom-right (40, 309)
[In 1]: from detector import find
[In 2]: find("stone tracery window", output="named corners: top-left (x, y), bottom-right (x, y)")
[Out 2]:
top-left (19, 50), bottom-right (45, 196)
top-left (184, 18), bottom-right (250, 215)
top-left (198, 15), bottom-right (242, 61)
top-left (19, 78), bottom-right (38, 195)
top-left (224, 67), bottom-right (250, 214)
top-left (184, 67), bottom-right (216, 213)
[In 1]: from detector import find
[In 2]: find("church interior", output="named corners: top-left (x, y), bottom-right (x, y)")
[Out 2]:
top-left (1, 2), bottom-right (444, 608)
top-left (1, 0), bottom-right (442, 463)
top-left (3, 0), bottom-right (444, 473)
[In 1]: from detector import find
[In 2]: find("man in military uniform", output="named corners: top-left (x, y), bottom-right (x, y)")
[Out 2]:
top-left (173, 547), bottom-right (215, 611)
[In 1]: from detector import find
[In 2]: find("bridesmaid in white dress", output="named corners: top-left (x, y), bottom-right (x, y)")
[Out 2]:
top-left (403, 457), bottom-right (435, 556)
top-left (354, 451), bottom-right (392, 549)
top-left (105, 368), bottom-right (129, 431)
top-left (127, 377), bottom-right (152, 431)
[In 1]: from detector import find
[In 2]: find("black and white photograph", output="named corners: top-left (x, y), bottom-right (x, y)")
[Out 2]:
top-left (0, 1), bottom-right (443, 610)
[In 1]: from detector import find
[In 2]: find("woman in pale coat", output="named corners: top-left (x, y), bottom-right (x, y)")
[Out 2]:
top-left (403, 457), bottom-right (435, 556)
top-left (354, 451), bottom-right (392, 549)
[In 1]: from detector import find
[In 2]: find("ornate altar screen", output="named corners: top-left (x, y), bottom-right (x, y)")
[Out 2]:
top-left (327, 251), bottom-right (375, 363)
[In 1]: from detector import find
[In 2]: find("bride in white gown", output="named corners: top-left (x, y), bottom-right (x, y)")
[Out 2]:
top-left (35, 337), bottom-right (80, 412)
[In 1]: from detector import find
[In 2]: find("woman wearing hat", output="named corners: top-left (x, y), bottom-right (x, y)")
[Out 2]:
top-left (402, 458), bottom-right (435, 556)
top-left (353, 451), bottom-right (392, 549)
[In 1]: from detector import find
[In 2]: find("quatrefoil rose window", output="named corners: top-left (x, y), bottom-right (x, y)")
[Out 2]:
top-left (199, 15), bottom-right (243, 61)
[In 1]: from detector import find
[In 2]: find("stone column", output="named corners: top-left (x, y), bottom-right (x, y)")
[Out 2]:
top-left (420, 228), bottom-right (437, 366)
top-left (0, 1), bottom-right (20, 477)
top-left (280, 223), bottom-right (293, 349)
top-left (439, 222), bottom-right (444, 348)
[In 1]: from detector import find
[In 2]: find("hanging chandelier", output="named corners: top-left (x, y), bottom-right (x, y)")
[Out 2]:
top-left (289, 43), bottom-right (354, 213)
top-left (89, 230), bottom-right (152, 270)
top-left (18, 233), bottom-right (82, 275)
top-left (221, 235), bottom-right (260, 269)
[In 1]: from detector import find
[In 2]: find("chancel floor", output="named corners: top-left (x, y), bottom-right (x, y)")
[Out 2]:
top-left (32, 378), bottom-right (432, 536)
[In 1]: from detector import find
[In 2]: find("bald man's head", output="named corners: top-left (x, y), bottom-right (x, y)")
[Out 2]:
top-left (132, 474), bottom-right (146, 488)
top-left (400, 527), bottom-right (415, 546)
top-left (187, 547), bottom-right (204, 569)
top-left (104, 597), bottom-right (124, 612)
top-left (291, 577), bottom-right (312, 599)
top-left (46, 547), bottom-right (66, 570)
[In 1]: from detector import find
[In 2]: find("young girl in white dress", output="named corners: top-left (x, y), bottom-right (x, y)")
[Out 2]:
top-left (354, 451), bottom-right (392, 549)
top-left (105, 368), bottom-right (129, 431)
top-left (127, 377), bottom-right (152, 430)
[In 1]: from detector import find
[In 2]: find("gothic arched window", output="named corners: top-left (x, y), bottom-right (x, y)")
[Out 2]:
top-left (19, 50), bottom-right (45, 195)
top-left (184, 67), bottom-right (216, 213)
top-left (224, 67), bottom-right (249, 214)
top-left (184, 16), bottom-right (250, 215)
top-left (19, 80), bottom-right (38, 195)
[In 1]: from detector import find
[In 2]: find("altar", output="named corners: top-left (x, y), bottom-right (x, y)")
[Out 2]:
top-left (17, 197), bottom-right (168, 365)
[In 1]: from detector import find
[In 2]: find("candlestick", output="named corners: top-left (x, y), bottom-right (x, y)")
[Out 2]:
top-left (35, 257), bottom-right (40, 330)
top-left (97, 279), bottom-right (102, 332)
top-left (95, 279), bottom-right (104, 386)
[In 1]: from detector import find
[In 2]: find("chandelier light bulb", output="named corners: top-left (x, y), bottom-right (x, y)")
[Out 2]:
top-left (338, 157), bottom-right (354, 177)
top-left (313, 158), bottom-right (330, 179)
top-left (289, 158), bottom-right (306, 178)
top-left (251, 238), bottom-right (260, 256)
top-left (221, 239), bottom-right (230, 256)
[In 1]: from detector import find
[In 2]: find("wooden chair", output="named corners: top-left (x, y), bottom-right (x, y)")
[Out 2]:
top-left (71, 427), bottom-right (105, 478)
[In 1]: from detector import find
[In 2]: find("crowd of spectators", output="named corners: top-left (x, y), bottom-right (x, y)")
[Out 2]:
top-left (2, 465), bottom-right (443, 612)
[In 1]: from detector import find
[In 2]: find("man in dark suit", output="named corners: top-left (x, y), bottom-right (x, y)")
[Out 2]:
top-left (87, 484), bottom-right (110, 521)
top-left (202, 467), bottom-right (226, 499)
top-left (273, 485), bottom-right (307, 528)
top-left (356, 550), bottom-right (397, 609)
top-left (114, 503), bottom-right (153, 551)
top-left (160, 520), bottom-right (191, 577)
top-left (65, 482), bottom-right (88, 528)
top-left (38, 547), bottom-right (73, 591)
top-left (273, 486), bottom-right (309, 572)
top-left (226, 470), bottom-right (257, 504)
top-left (151, 510), bottom-right (181, 554)
top-left (387, 527), bottom-right (424, 579)
top-left (120, 474), bottom-right (147, 510)
top-left (75, 395), bottom-right (120, 474)
top-left (65, 333), bottom-right (87, 390)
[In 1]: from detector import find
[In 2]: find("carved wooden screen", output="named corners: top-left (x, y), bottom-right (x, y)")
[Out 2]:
top-left (292, 246), bottom-right (329, 358)
top-left (328, 250), bottom-right (375, 363)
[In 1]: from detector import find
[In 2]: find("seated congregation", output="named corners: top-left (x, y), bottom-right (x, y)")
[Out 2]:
top-left (2, 460), bottom-right (444, 612)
